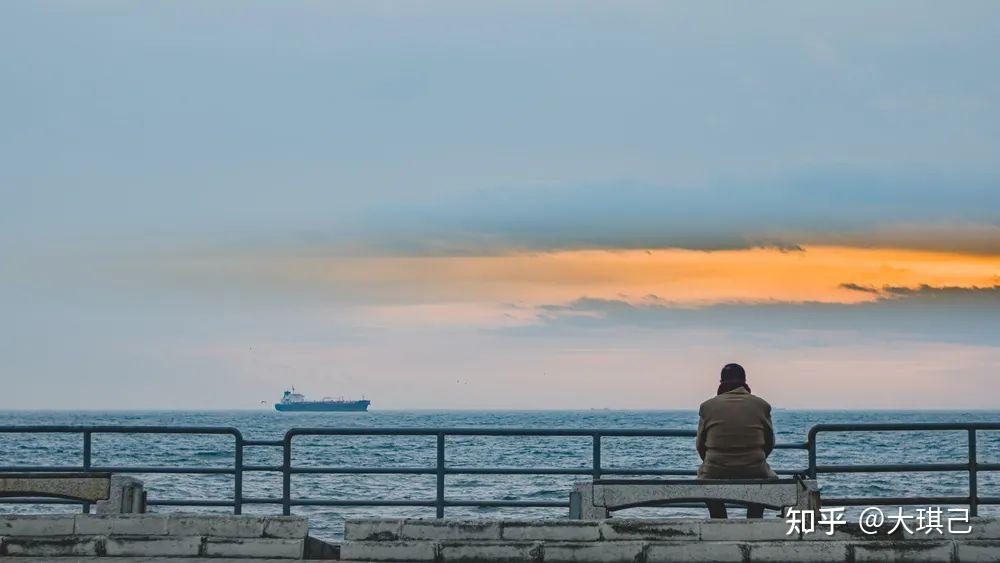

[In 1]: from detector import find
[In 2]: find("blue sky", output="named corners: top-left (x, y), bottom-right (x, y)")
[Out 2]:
top-left (1, 2), bottom-right (997, 409)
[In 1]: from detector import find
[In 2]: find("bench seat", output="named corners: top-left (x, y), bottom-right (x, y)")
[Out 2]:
top-left (0, 472), bottom-right (145, 513)
top-left (570, 478), bottom-right (819, 519)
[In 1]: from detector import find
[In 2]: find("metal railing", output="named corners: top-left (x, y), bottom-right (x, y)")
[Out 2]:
top-left (280, 427), bottom-right (808, 517)
top-left (0, 426), bottom-right (244, 513)
top-left (0, 423), bottom-right (996, 517)
top-left (808, 423), bottom-right (1000, 516)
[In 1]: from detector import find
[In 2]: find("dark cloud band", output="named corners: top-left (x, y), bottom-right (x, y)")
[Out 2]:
top-left (519, 285), bottom-right (1000, 345)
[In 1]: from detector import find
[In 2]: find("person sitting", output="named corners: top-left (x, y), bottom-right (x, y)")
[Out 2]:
top-left (695, 363), bottom-right (776, 519)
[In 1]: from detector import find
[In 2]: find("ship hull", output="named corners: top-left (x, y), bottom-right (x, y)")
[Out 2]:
top-left (275, 400), bottom-right (370, 412)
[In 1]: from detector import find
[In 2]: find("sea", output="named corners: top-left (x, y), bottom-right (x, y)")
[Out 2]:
top-left (1, 410), bottom-right (998, 539)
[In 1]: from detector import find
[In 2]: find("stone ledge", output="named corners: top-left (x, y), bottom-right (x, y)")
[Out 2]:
top-left (1, 560), bottom-right (302, 562)
top-left (346, 517), bottom-right (1000, 544)
top-left (438, 540), bottom-right (543, 562)
top-left (0, 535), bottom-right (306, 559)
top-left (646, 540), bottom-right (747, 562)
top-left (956, 540), bottom-right (1000, 562)
top-left (344, 518), bottom-right (405, 541)
top-left (69, 514), bottom-right (309, 539)
top-left (338, 517), bottom-right (1000, 563)
top-left (340, 539), bottom-right (997, 563)
top-left (544, 540), bottom-right (645, 563)
top-left (851, 540), bottom-right (956, 562)
top-left (263, 517), bottom-right (310, 539)
top-left (502, 520), bottom-right (601, 542)
top-left (0, 515), bottom-right (76, 537)
top-left (402, 519), bottom-right (501, 541)
top-left (0, 514), bottom-right (309, 559)
top-left (700, 519), bottom-right (798, 542)
top-left (0, 559), bottom-right (294, 562)
top-left (743, 541), bottom-right (848, 563)
top-left (2, 535), bottom-right (105, 557)
top-left (166, 515), bottom-right (267, 538)
top-left (340, 539), bottom-right (437, 562)
top-left (599, 520), bottom-right (700, 541)
top-left (75, 514), bottom-right (170, 536)
top-left (103, 535), bottom-right (201, 557)
top-left (203, 537), bottom-right (305, 559)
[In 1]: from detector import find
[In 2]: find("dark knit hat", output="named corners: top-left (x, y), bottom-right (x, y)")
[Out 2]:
top-left (721, 363), bottom-right (746, 382)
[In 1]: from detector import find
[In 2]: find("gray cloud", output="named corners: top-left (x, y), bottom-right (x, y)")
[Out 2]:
top-left (356, 168), bottom-right (999, 255)
top-left (518, 285), bottom-right (1000, 345)
top-left (842, 283), bottom-right (1000, 300)
top-left (839, 283), bottom-right (881, 294)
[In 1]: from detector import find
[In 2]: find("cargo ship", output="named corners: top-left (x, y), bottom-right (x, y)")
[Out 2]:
top-left (274, 389), bottom-right (371, 412)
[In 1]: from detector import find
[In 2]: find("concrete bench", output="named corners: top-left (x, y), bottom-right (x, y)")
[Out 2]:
top-left (569, 478), bottom-right (819, 519)
top-left (0, 472), bottom-right (146, 514)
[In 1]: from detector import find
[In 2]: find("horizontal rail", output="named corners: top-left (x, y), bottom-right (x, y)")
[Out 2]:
top-left (774, 442), bottom-right (809, 450)
top-left (444, 500), bottom-right (568, 508)
top-left (0, 465), bottom-right (234, 474)
top-left (289, 466), bottom-right (436, 475)
top-left (814, 463), bottom-right (971, 473)
top-left (147, 499), bottom-right (235, 507)
top-left (285, 427), bottom-right (700, 438)
top-left (0, 425), bottom-right (242, 436)
top-left (242, 440), bottom-right (283, 447)
top-left (0, 465), bottom-right (87, 472)
top-left (89, 466), bottom-right (235, 475)
top-left (824, 496), bottom-right (995, 506)
top-left (291, 499), bottom-right (438, 507)
top-left (0, 498), bottom-right (84, 505)
top-left (809, 422), bottom-right (1000, 433)
top-left (280, 466), bottom-right (812, 476)
top-left (242, 465), bottom-right (285, 472)
top-left (240, 497), bottom-right (285, 504)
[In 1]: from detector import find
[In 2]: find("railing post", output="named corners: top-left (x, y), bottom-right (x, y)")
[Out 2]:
top-left (234, 437), bottom-right (243, 515)
top-left (436, 433), bottom-right (445, 518)
top-left (82, 431), bottom-right (92, 514)
top-left (592, 434), bottom-right (601, 480)
top-left (282, 434), bottom-right (292, 516)
top-left (807, 428), bottom-right (818, 479)
top-left (969, 428), bottom-right (978, 517)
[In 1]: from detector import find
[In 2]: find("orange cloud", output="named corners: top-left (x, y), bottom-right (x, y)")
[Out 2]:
top-left (308, 245), bottom-right (999, 308)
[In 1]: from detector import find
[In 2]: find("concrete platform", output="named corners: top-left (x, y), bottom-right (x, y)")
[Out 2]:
top-left (0, 514), bottom-right (309, 559)
top-left (8, 559), bottom-right (299, 562)
top-left (340, 517), bottom-right (1000, 562)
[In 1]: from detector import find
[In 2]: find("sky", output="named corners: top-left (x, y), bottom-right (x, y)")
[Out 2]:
top-left (1, 1), bottom-right (998, 409)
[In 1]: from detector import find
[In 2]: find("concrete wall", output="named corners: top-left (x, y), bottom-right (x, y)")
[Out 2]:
top-left (341, 517), bottom-right (1000, 562)
top-left (0, 514), bottom-right (308, 558)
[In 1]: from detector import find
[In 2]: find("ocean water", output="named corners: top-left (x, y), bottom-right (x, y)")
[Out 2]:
top-left (1, 410), bottom-right (998, 539)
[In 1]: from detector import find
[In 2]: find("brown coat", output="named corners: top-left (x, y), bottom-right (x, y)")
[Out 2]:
top-left (696, 387), bottom-right (777, 479)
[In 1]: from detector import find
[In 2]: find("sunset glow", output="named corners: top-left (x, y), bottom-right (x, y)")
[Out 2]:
top-left (282, 245), bottom-right (1000, 310)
